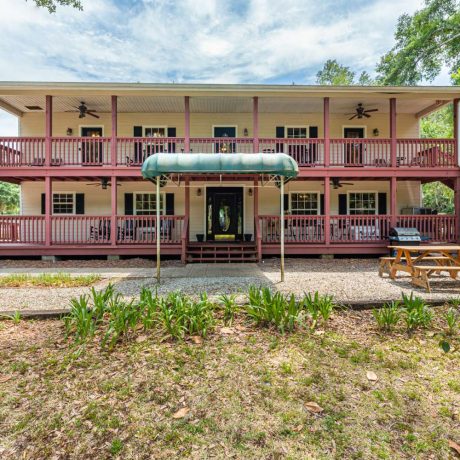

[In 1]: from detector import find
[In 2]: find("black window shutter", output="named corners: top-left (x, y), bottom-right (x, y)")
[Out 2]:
top-left (133, 126), bottom-right (143, 162)
top-left (320, 194), bottom-right (324, 215)
top-left (276, 126), bottom-right (285, 153)
top-left (165, 193), bottom-right (174, 215)
top-left (338, 194), bottom-right (347, 215)
top-left (167, 127), bottom-right (176, 153)
top-left (133, 126), bottom-right (142, 137)
top-left (283, 194), bottom-right (289, 212)
top-left (309, 126), bottom-right (318, 138)
top-left (309, 126), bottom-right (318, 163)
top-left (124, 193), bottom-right (134, 215)
top-left (378, 193), bottom-right (387, 215)
top-left (41, 193), bottom-right (45, 214)
top-left (75, 193), bottom-right (85, 215)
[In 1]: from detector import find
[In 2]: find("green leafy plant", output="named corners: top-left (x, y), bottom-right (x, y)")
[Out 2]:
top-left (372, 301), bottom-right (401, 331)
top-left (64, 294), bottom-right (95, 343)
top-left (401, 292), bottom-right (433, 332)
top-left (302, 292), bottom-right (335, 329)
top-left (445, 307), bottom-right (459, 336)
top-left (138, 286), bottom-right (160, 330)
top-left (219, 294), bottom-right (238, 326)
top-left (0, 311), bottom-right (22, 324)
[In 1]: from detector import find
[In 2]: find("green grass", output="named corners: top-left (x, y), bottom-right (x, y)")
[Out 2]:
top-left (0, 273), bottom-right (101, 288)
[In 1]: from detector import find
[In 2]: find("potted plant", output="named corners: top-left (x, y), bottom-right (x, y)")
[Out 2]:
top-left (196, 234), bottom-right (204, 242)
top-left (244, 233), bottom-right (252, 242)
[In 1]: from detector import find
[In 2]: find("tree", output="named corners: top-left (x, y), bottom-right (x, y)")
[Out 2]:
top-left (0, 182), bottom-right (19, 215)
top-left (422, 181), bottom-right (454, 213)
top-left (420, 105), bottom-right (454, 138)
top-left (28, 0), bottom-right (83, 13)
top-left (315, 60), bottom-right (375, 85)
top-left (376, 0), bottom-right (460, 85)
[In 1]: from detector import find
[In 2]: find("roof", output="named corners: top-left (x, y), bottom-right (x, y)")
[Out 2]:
top-left (141, 153), bottom-right (299, 183)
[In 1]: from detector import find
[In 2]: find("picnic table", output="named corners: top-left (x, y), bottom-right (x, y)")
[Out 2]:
top-left (385, 245), bottom-right (460, 292)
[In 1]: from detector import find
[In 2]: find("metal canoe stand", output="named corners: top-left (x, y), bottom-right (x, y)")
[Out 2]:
top-left (156, 178), bottom-right (161, 283)
top-left (280, 177), bottom-right (285, 282)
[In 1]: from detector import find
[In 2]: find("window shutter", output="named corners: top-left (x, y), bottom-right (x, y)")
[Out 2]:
top-left (338, 194), bottom-right (347, 215)
top-left (133, 126), bottom-right (142, 137)
top-left (309, 126), bottom-right (318, 138)
top-left (167, 127), bottom-right (176, 153)
top-left (75, 193), bottom-right (85, 215)
top-left (276, 126), bottom-right (285, 153)
top-left (309, 126), bottom-right (318, 163)
top-left (320, 194), bottom-right (324, 215)
top-left (283, 194), bottom-right (289, 212)
top-left (378, 193), bottom-right (387, 215)
top-left (165, 193), bottom-right (174, 215)
top-left (124, 193), bottom-right (134, 215)
top-left (41, 193), bottom-right (46, 215)
top-left (133, 126), bottom-right (143, 162)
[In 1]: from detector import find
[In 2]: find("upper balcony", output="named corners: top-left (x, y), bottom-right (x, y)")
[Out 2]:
top-left (0, 136), bottom-right (456, 169)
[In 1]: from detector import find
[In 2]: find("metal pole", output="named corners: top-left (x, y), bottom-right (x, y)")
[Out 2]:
top-left (280, 178), bottom-right (285, 282)
top-left (156, 179), bottom-right (161, 282)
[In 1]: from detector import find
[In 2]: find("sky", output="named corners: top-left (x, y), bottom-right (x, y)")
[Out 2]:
top-left (0, 0), bottom-right (453, 135)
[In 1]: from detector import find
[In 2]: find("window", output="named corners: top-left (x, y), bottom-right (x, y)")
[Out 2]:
top-left (290, 193), bottom-right (319, 215)
top-left (286, 127), bottom-right (307, 138)
top-left (143, 127), bottom-right (166, 138)
top-left (348, 192), bottom-right (377, 215)
top-left (134, 193), bottom-right (164, 215)
top-left (53, 193), bottom-right (75, 214)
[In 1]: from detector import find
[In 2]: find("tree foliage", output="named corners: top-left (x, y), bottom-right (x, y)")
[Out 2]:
top-left (376, 0), bottom-right (460, 85)
top-left (316, 60), bottom-right (375, 85)
top-left (422, 181), bottom-right (454, 213)
top-left (0, 182), bottom-right (20, 215)
top-left (420, 105), bottom-right (454, 138)
top-left (29, 0), bottom-right (83, 13)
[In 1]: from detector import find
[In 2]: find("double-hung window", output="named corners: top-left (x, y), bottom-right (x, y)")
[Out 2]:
top-left (134, 193), bottom-right (164, 215)
top-left (286, 127), bottom-right (308, 139)
top-left (290, 193), bottom-right (319, 215)
top-left (52, 193), bottom-right (75, 215)
top-left (348, 192), bottom-right (377, 215)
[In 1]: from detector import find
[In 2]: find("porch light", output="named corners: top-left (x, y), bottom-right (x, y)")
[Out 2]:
top-left (373, 128), bottom-right (379, 137)
top-left (66, 128), bottom-right (73, 136)
top-left (248, 188), bottom-right (253, 197)
top-left (197, 188), bottom-right (202, 197)
top-left (243, 128), bottom-right (249, 137)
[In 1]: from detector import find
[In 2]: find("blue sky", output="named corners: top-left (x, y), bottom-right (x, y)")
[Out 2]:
top-left (0, 0), bottom-right (452, 135)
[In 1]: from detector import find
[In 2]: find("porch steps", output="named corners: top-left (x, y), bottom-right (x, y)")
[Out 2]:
top-left (186, 242), bottom-right (258, 263)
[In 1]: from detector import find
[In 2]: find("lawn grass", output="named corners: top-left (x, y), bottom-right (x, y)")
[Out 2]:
top-left (0, 307), bottom-right (459, 459)
top-left (0, 273), bottom-right (101, 288)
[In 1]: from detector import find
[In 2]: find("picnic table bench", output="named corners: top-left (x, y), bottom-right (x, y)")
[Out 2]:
top-left (378, 255), bottom-right (452, 277)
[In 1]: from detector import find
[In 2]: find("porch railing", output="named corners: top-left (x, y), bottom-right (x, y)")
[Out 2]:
top-left (0, 216), bottom-right (45, 244)
top-left (0, 137), bottom-right (457, 168)
top-left (396, 215), bottom-right (457, 242)
top-left (330, 215), bottom-right (392, 242)
top-left (259, 215), bottom-right (325, 243)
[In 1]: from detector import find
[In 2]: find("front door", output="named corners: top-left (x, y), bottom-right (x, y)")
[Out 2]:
top-left (206, 187), bottom-right (243, 241)
top-left (344, 127), bottom-right (364, 166)
top-left (81, 127), bottom-right (103, 165)
top-left (213, 126), bottom-right (236, 153)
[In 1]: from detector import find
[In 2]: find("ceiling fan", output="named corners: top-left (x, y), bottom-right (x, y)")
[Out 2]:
top-left (86, 178), bottom-right (120, 190)
top-left (330, 178), bottom-right (354, 189)
top-left (66, 101), bottom-right (100, 119)
top-left (346, 103), bottom-right (378, 120)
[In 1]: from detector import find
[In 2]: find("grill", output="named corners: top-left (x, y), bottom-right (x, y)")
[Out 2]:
top-left (389, 227), bottom-right (421, 255)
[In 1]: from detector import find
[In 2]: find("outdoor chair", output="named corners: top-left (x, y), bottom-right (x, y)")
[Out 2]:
top-left (89, 220), bottom-right (111, 242)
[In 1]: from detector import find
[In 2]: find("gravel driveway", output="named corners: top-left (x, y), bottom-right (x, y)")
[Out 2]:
top-left (1, 257), bottom-right (459, 313)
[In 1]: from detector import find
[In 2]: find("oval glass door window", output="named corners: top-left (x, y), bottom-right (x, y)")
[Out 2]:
top-left (218, 203), bottom-right (231, 232)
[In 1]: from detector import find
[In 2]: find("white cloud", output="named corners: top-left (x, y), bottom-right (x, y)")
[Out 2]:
top-left (0, 0), bottom-right (426, 85)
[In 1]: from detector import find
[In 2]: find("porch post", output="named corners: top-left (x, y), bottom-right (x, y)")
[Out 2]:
top-left (454, 98), bottom-right (459, 166)
top-left (111, 96), bottom-right (117, 166)
top-left (253, 96), bottom-right (259, 152)
top-left (390, 176), bottom-right (397, 228)
top-left (323, 97), bottom-right (330, 167)
top-left (184, 96), bottom-right (190, 152)
top-left (455, 177), bottom-right (460, 242)
top-left (111, 176), bottom-right (117, 246)
top-left (390, 98), bottom-right (397, 167)
top-left (156, 179), bottom-right (161, 282)
top-left (45, 95), bottom-right (52, 167)
top-left (254, 177), bottom-right (260, 260)
top-left (280, 178), bottom-right (285, 282)
top-left (45, 176), bottom-right (52, 246)
top-left (324, 177), bottom-right (330, 245)
top-left (183, 177), bottom-right (190, 263)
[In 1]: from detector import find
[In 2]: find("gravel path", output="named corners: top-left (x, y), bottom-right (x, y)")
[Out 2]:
top-left (1, 258), bottom-right (459, 312)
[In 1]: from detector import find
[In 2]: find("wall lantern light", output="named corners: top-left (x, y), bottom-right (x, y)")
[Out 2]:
top-left (373, 128), bottom-right (379, 137)
top-left (243, 128), bottom-right (249, 137)
top-left (66, 128), bottom-right (73, 136)
top-left (248, 188), bottom-right (253, 197)
top-left (197, 188), bottom-right (202, 197)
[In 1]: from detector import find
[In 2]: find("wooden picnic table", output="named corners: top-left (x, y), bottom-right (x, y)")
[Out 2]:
top-left (387, 245), bottom-right (460, 292)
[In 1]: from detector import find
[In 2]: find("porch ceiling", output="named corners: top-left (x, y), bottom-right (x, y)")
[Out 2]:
top-left (0, 94), bottom-right (450, 116)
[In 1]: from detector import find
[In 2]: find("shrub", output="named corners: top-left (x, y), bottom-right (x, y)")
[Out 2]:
top-left (372, 301), bottom-right (401, 331)
top-left (445, 307), bottom-right (459, 335)
top-left (219, 294), bottom-right (238, 326)
top-left (302, 292), bottom-right (335, 329)
top-left (401, 292), bottom-right (433, 331)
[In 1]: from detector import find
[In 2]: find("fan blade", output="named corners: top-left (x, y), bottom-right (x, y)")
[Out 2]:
top-left (363, 113), bottom-right (371, 118)
top-left (364, 109), bottom-right (378, 113)
top-left (87, 112), bottom-right (100, 119)
top-left (349, 114), bottom-right (358, 120)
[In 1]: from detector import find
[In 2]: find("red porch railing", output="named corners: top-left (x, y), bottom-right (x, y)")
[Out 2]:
top-left (0, 216), bottom-right (45, 244)
top-left (0, 138), bottom-right (45, 166)
top-left (259, 138), bottom-right (325, 166)
top-left (396, 139), bottom-right (456, 167)
top-left (116, 215), bottom-right (184, 244)
top-left (330, 215), bottom-right (391, 242)
top-left (116, 137), bottom-right (185, 165)
top-left (51, 216), bottom-right (112, 244)
top-left (330, 139), bottom-right (392, 167)
top-left (51, 137), bottom-right (111, 166)
top-left (189, 137), bottom-right (254, 154)
top-left (259, 215), bottom-right (325, 243)
top-left (396, 215), bottom-right (457, 242)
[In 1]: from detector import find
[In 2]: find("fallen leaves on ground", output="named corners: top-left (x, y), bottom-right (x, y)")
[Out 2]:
top-left (172, 407), bottom-right (190, 419)
top-left (449, 440), bottom-right (460, 456)
top-left (366, 371), bottom-right (378, 382)
top-left (305, 402), bottom-right (324, 414)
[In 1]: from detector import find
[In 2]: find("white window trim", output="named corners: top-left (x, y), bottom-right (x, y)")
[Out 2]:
top-left (52, 192), bottom-right (76, 215)
top-left (133, 192), bottom-right (166, 215)
top-left (212, 125), bottom-right (238, 137)
top-left (342, 125), bottom-right (367, 138)
top-left (79, 125), bottom-right (105, 136)
top-left (142, 126), bottom-right (168, 137)
top-left (289, 191), bottom-right (320, 215)
top-left (347, 191), bottom-right (378, 215)
top-left (285, 126), bottom-right (309, 138)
